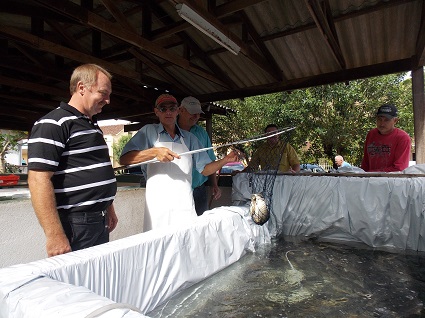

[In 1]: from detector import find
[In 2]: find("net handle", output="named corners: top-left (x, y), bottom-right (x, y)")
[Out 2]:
top-left (114, 126), bottom-right (296, 172)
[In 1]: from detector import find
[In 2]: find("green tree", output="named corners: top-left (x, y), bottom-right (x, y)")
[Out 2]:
top-left (0, 130), bottom-right (27, 173)
top-left (112, 134), bottom-right (132, 164)
top-left (213, 72), bottom-right (412, 167)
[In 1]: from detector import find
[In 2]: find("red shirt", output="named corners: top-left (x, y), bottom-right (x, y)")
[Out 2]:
top-left (361, 127), bottom-right (411, 172)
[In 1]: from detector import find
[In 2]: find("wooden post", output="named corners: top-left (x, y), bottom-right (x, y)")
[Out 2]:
top-left (412, 67), bottom-right (425, 164)
top-left (205, 114), bottom-right (213, 141)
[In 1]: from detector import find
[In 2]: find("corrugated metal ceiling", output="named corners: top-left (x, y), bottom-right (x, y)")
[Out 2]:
top-left (0, 0), bottom-right (422, 130)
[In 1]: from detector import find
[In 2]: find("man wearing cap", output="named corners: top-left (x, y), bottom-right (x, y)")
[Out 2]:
top-left (361, 104), bottom-right (411, 172)
top-left (178, 96), bottom-right (221, 216)
top-left (120, 94), bottom-right (238, 231)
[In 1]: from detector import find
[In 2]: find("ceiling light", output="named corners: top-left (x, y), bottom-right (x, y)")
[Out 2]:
top-left (176, 3), bottom-right (240, 55)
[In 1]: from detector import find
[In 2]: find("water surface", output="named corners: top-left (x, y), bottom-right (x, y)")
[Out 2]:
top-left (149, 237), bottom-right (425, 317)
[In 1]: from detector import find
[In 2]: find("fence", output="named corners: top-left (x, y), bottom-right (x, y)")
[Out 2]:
top-left (318, 160), bottom-right (333, 172)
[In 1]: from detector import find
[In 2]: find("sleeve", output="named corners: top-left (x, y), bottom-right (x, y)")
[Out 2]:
top-left (287, 144), bottom-right (300, 165)
top-left (191, 126), bottom-right (216, 161)
top-left (187, 133), bottom-right (213, 173)
top-left (385, 131), bottom-right (411, 172)
top-left (28, 120), bottom-right (68, 172)
top-left (202, 130), bottom-right (216, 161)
top-left (248, 148), bottom-right (260, 170)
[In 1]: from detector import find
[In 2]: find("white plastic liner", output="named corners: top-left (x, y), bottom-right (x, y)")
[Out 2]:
top-left (233, 171), bottom-right (425, 251)
top-left (0, 207), bottom-right (270, 318)
top-left (0, 273), bottom-right (146, 318)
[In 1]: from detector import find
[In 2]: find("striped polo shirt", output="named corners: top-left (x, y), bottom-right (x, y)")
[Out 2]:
top-left (28, 102), bottom-right (117, 214)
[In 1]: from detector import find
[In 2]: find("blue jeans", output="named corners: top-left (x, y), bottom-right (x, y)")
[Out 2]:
top-left (61, 211), bottom-right (109, 252)
top-left (193, 184), bottom-right (208, 216)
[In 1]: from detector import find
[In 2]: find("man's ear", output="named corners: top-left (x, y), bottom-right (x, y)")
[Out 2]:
top-left (77, 81), bottom-right (85, 95)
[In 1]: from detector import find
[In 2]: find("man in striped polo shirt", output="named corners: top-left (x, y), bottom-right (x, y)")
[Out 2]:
top-left (28, 64), bottom-right (118, 257)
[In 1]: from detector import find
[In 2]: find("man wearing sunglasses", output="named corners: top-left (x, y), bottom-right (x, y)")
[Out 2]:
top-left (120, 94), bottom-right (238, 231)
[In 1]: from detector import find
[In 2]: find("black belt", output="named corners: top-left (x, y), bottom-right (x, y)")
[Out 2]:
top-left (60, 211), bottom-right (106, 218)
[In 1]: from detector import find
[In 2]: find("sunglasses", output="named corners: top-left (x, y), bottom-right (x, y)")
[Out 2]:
top-left (156, 105), bottom-right (179, 113)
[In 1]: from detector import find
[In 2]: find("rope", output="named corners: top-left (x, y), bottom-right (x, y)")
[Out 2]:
top-left (114, 126), bottom-right (296, 172)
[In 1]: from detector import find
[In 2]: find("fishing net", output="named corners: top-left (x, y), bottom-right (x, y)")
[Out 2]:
top-left (247, 127), bottom-right (294, 225)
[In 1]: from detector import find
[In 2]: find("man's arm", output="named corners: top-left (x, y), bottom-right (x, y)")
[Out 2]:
top-left (201, 151), bottom-right (239, 176)
top-left (28, 170), bottom-right (71, 257)
top-left (120, 147), bottom-right (180, 165)
top-left (209, 174), bottom-right (222, 200)
top-left (106, 203), bottom-right (118, 232)
top-left (290, 163), bottom-right (300, 172)
top-left (287, 145), bottom-right (300, 172)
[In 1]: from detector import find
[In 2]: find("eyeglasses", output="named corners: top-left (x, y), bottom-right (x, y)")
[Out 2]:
top-left (156, 105), bottom-right (179, 113)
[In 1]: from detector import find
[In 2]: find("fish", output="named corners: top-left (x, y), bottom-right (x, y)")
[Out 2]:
top-left (250, 193), bottom-right (270, 225)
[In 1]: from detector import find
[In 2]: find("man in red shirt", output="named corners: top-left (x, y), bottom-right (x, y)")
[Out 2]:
top-left (361, 104), bottom-right (411, 172)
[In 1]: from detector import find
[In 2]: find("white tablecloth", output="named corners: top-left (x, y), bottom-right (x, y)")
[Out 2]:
top-left (233, 172), bottom-right (425, 251)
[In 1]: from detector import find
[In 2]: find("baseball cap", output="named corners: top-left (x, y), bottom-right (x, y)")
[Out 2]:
top-left (180, 96), bottom-right (204, 114)
top-left (376, 104), bottom-right (398, 118)
top-left (155, 94), bottom-right (178, 107)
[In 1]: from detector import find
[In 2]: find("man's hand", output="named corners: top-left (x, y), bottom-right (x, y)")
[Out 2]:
top-left (46, 233), bottom-right (72, 257)
top-left (223, 150), bottom-right (239, 164)
top-left (155, 147), bottom-right (180, 162)
top-left (107, 204), bottom-right (118, 232)
top-left (212, 185), bottom-right (222, 200)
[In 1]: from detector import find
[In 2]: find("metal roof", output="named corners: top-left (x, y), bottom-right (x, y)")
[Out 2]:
top-left (0, 0), bottom-right (423, 131)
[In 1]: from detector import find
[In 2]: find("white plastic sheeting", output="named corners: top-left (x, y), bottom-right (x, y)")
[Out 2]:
top-left (0, 206), bottom-right (270, 318)
top-left (233, 170), bottom-right (425, 251)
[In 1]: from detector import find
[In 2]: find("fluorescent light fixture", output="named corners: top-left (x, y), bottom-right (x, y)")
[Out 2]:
top-left (176, 3), bottom-right (241, 55)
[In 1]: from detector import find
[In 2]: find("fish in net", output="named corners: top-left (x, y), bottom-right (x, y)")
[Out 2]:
top-left (247, 127), bottom-right (294, 225)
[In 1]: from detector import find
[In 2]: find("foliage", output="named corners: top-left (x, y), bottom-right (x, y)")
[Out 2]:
top-left (5, 162), bottom-right (20, 173)
top-left (112, 134), bottom-right (133, 163)
top-left (0, 130), bottom-right (27, 173)
top-left (213, 72), bottom-right (413, 167)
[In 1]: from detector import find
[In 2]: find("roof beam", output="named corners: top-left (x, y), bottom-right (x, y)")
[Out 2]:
top-left (0, 24), bottom-right (180, 91)
top-left (305, 0), bottom-right (346, 70)
top-left (413, 0), bottom-right (425, 67)
top-left (0, 74), bottom-right (66, 98)
top-left (128, 48), bottom-right (189, 94)
top-left (45, 20), bottom-right (88, 53)
top-left (214, 0), bottom-right (267, 16)
top-left (239, 10), bottom-right (284, 81)
top-left (173, 0), bottom-right (281, 81)
top-left (32, 0), bottom-right (229, 88)
top-left (99, 0), bottom-right (136, 32)
top-left (178, 33), bottom-right (240, 89)
top-left (198, 58), bottom-right (413, 102)
top-left (99, 0), bottom-right (188, 93)
top-left (150, 1), bottom-right (239, 89)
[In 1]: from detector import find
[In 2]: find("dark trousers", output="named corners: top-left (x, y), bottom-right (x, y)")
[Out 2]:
top-left (193, 184), bottom-right (208, 216)
top-left (60, 211), bottom-right (109, 252)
